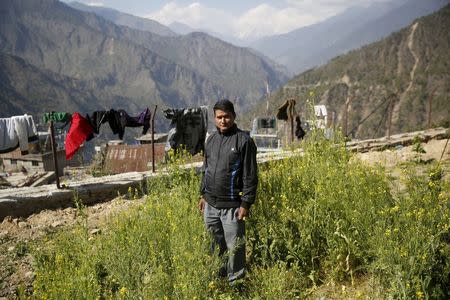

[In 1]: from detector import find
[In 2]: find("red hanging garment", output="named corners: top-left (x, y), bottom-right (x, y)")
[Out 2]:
top-left (65, 112), bottom-right (94, 160)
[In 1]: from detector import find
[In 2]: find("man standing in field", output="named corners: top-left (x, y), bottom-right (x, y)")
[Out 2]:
top-left (199, 99), bottom-right (258, 284)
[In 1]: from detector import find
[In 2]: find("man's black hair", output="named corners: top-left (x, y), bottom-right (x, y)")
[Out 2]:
top-left (213, 99), bottom-right (236, 117)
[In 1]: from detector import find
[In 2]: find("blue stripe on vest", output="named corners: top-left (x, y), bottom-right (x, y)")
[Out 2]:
top-left (230, 159), bottom-right (240, 200)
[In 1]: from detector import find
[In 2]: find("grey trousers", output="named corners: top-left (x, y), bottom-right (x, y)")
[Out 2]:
top-left (203, 202), bottom-right (246, 282)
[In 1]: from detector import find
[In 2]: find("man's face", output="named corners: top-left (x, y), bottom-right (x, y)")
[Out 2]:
top-left (214, 109), bottom-right (235, 133)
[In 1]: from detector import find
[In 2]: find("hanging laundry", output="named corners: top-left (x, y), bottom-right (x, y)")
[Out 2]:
top-left (107, 108), bottom-right (151, 139)
top-left (43, 112), bottom-right (72, 124)
top-left (276, 99), bottom-right (296, 121)
top-left (65, 112), bottom-right (94, 160)
top-left (164, 106), bottom-right (208, 156)
top-left (0, 118), bottom-right (18, 154)
top-left (86, 110), bottom-right (109, 134)
top-left (0, 114), bottom-right (38, 155)
top-left (295, 116), bottom-right (306, 140)
top-left (128, 107), bottom-right (151, 134)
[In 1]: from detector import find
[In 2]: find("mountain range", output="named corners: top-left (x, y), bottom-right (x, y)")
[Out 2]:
top-left (0, 0), bottom-right (288, 131)
top-left (68, 2), bottom-right (251, 48)
top-left (250, 0), bottom-right (449, 74)
top-left (248, 4), bottom-right (450, 139)
top-left (67, 2), bottom-right (177, 37)
top-left (2, 0), bottom-right (449, 138)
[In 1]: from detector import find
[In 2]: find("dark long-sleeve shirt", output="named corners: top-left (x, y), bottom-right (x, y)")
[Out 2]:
top-left (200, 124), bottom-right (258, 209)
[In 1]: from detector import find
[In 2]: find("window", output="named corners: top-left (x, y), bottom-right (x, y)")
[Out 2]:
top-left (11, 159), bottom-right (17, 165)
top-left (32, 161), bottom-right (39, 166)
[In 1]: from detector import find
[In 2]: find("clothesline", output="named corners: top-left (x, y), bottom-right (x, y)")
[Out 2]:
top-left (65, 108), bottom-right (153, 160)
top-left (1, 107), bottom-right (157, 190)
top-left (1, 107), bottom-right (154, 158)
top-left (1, 105), bottom-right (209, 171)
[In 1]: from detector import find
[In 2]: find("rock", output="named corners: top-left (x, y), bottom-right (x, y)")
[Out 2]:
top-left (51, 220), bottom-right (64, 228)
top-left (18, 222), bottom-right (29, 229)
top-left (0, 230), bottom-right (8, 239)
top-left (24, 271), bottom-right (35, 280)
top-left (7, 246), bottom-right (15, 252)
top-left (1, 216), bottom-right (13, 225)
top-left (90, 228), bottom-right (101, 235)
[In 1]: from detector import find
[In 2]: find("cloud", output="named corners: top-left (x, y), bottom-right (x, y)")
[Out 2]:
top-left (146, 2), bottom-right (235, 34)
top-left (86, 2), bottom-right (105, 7)
top-left (235, 3), bottom-right (328, 39)
top-left (145, 0), bottom-right (390, 40)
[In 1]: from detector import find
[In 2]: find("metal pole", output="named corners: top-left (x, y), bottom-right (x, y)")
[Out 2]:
top-left (151, 105), bottom-right (158, 173)
top-left (49, 120), bottom-right (61, 189)
top-left (265, 80), bottom-right (270, 116)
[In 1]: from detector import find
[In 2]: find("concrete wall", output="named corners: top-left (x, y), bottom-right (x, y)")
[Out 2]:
top-left (0, 149), bottom-right (82, 174)
top-left (2, 158), bottom-right (44, 172)
top-left (42, 151), bottom-right (82, 173)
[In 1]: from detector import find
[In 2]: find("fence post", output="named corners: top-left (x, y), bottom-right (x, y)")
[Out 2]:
top-left (49, 120), bottom-right (61, 189)
top-left (427, 86), bottom-right (438, 129)
top-left (151, 105), bottom-right (158, 173)
top-left (342, 98), bottom-right (350, 137)
top-left (387, 96), bottom-right (394, 139)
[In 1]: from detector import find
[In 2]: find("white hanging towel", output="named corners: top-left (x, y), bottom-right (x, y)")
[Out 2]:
top-left (0, 114), bottom-right (38, 154)
top-left (0, 117), bottom-right (18, 153)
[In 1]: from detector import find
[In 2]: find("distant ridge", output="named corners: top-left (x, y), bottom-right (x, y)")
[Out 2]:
top-left (248, 5), bottom-right (450, 139)
top-left (68, 1), bottom-right (177, 37)
top-left (251, 0), bottom-right (449, 74)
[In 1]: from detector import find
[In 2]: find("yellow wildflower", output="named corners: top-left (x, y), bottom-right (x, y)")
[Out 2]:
top-left (119, 287), bottom-right (127, 297)
top-left (208, 281), bottom-right (216, 290)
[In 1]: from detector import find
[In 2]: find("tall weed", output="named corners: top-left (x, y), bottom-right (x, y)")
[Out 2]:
top-left (31, 130), bottom-right (449, 299)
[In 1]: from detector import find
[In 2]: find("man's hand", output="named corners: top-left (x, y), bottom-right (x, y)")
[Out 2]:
top-left (237, 207), bottom-right (249, 220)
top-left (198, 197), bottom-right (206, 214)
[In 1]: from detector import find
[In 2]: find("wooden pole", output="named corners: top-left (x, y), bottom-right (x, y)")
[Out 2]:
top-left (289, 116), bottom-right (294, 144)
top-left (387, 96), bottom-right (394, 139)
top-left (332, 111), bottom-right (337, 130)
top-left (49, 120), bottom-right (61, 189)
top-left (342, 101), bottom-right (349, 137)
top-left (288, 98), bottom-right (295, 143)
top-left (427, 87), bottom-right (438, 129)
top-left (151, 105), bottom-right (158, 173)
top-left (427, 94), bottom-right (432, 129)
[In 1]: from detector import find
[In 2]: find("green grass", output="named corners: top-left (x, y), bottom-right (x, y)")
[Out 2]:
top-left (30, 131), bottom-right (450, 299)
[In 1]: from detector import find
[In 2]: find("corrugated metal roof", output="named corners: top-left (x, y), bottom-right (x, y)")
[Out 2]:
top-left (104, 143), bottom-right (166, 173)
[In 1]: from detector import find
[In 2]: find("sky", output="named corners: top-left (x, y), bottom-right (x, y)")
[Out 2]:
top-left (62, 0), bottom-right (394, 40)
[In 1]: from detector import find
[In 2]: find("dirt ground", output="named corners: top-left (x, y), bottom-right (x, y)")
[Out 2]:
top-left (0, 196), bottom-right (145, 299)
top-left (0, 138), bottom-right (449, 299)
